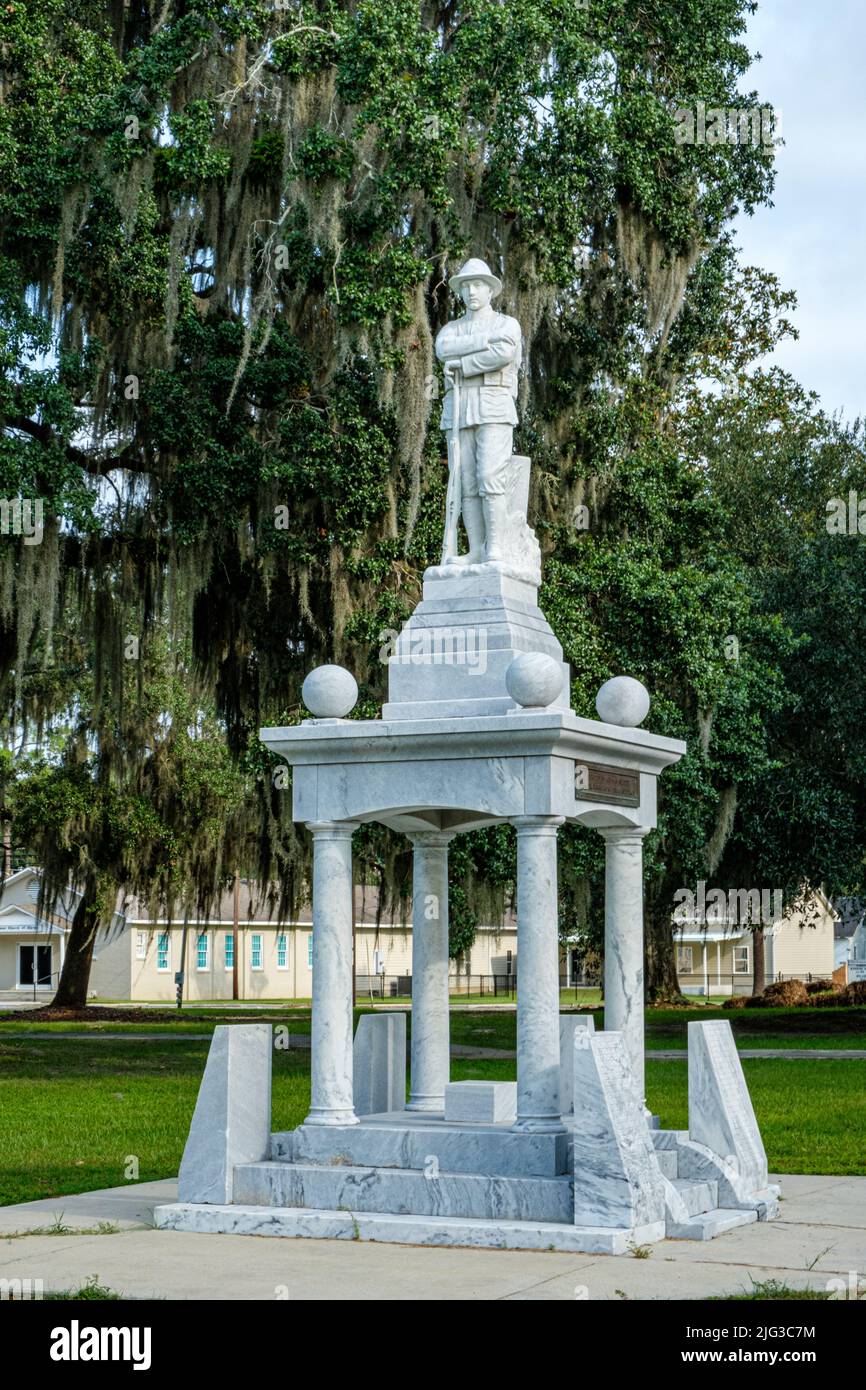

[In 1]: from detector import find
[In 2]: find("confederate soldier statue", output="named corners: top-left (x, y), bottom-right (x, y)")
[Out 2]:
top-left (435, 258), bottom-right (525, 567)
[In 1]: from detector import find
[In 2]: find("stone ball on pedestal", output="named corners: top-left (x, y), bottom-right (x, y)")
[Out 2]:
top-left (505, 652), bottom-right (563, 708)
top-left (302, 665), bottom-right (358, 719)
top-left (595, 675), bottom-right (650, 727)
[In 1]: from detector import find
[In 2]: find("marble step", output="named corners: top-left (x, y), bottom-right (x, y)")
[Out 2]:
top-left (273, 1120), bottom-right (569, 1177)
top-left (666, 1208), bottom-right (758, 1241)
top-left (156, 1201), bottom-right (665, 1254)
top-left (671, 1178), bottom-right (718, 1217)
top-left (655, 1149), bottom-right (678, 1180)
top-left (233, 1161), bottom-right (574, 1224)
top-left (651, 1128), bottom-right (689, 1151)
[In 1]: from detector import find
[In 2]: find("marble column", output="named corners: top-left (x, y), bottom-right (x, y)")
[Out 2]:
top-left (601, 826), bottom-right (650, 1104)
top-left (512, 816), bottom-right (566, 1133)
top-left (407, 831), bottom-right (453, 1112)
top-left (304, 821), bottom-right (359, 1126)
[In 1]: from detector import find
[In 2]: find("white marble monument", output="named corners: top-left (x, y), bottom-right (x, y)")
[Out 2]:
top-left (156, 256), bottom-right (780, 1252)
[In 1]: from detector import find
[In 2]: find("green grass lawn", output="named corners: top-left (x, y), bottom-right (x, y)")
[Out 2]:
top-left (1, 1019), bottom-right (864, 1206)
top-left (451, 1004), bottom-right (866, 1053)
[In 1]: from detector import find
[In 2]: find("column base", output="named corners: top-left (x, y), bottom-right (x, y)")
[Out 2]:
top-left (303, 1109), bottom-right (360, 1128)
top-left (510, 1116), bottom-right (567, 1135)
top-left (406, 1097), bottom-right (445, 1114)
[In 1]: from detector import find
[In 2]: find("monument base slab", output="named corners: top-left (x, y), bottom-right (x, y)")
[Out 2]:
top-left (154, 1202), bottom-right (665, 1254)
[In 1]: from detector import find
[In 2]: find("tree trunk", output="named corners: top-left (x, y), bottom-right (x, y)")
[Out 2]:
top-left (644, 893), bottom-right (683, 1003)
top-left (751, 928), bottom-right (766, 997)
top-left (52, 886), bottom-right (101, 1010)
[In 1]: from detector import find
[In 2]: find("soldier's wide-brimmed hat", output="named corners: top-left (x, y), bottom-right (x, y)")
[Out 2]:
top-left (448, 257), bottom-right (502, 297)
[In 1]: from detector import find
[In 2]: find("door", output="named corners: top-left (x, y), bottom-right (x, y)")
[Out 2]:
top-left (19, 945), bottom-right (52, 986)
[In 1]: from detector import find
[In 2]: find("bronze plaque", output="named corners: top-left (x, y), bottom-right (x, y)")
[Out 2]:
top-left (574, 761), bottom-right (640, 807)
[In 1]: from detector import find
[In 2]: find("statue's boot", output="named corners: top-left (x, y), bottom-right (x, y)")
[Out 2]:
top-left (447, 495), bottom-right (486, 565)
top-left (482, 493), bottom-right (509, 562)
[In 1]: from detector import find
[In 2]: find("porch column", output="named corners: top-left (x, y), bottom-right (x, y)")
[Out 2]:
top-left (601, 826), bottom-right (650, 1104)
top-left (512, 816), bottom-right (565, 1133)
top-left (407, 831), bottom-right (453, 1112)
top-left (304, 820), bottom-right (359, 1126)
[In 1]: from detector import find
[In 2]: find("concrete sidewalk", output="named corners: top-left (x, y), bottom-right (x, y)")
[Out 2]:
top-left (0, 1174), bottom-right (863, 1300)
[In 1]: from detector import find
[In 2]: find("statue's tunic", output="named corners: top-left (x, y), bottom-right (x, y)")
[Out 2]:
top-left (435, 308), bottom-right (522, 497)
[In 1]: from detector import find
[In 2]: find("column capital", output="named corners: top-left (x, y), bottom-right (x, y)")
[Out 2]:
top-left (305, 820), bottom-right (360, 839)
top-left (408, 829), bottom-right (455, 850)
top-left (599, 824), bottom-right (651, 843)
top-left (512, 815), bottom-right (565, 836)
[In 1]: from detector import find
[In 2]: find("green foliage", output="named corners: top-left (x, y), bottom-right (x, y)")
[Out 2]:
top-left (2, 0), bottom-right (859, 995)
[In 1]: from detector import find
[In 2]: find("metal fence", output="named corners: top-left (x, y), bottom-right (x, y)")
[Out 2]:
top-left (677, 970), bottom-right (834, 997)
top-left (355, 969), bottom-right (834, 1002)
top-left (354, 972), bottom-right (600, 1002)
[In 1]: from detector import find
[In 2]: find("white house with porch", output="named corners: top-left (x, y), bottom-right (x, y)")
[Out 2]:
top-left (674, 887), bottom-right (837, 996)
top-left (0, 867), bottom-right (125, 999)
top-left (0, 867), bottom-right (72, 996)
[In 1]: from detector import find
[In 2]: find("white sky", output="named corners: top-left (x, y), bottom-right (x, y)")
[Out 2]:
top-left (733, 0), bottom-right (866, 422)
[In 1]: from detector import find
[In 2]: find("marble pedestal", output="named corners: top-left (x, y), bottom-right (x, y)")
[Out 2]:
top-left (444, 1081), bottom-right (517, 1124)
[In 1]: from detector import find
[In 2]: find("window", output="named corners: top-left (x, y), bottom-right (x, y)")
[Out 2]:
top-left (136, 932), bottom-right (147, 960)
top-left (676, 946), bottom-right (693, 973)
top-left (276, 933), bottom-right (288, 969)
top-left (224, 933), bottom-right (234, 971)
top-left (307, 934), bottom-right (314, 969)
top-left (196, 933), bottom-right (209, 970)
top-left (157, 932), bottom-right (170, 971)
top-left (251, 933), bottom-right (263, 970)
top-left (734, 946), bottom-right (750, 974)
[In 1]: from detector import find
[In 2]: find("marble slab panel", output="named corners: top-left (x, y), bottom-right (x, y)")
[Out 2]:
top-left (559, 1013), bottom-right (595, 1115)
top-left (571, 1031), bottom-right (666, 1229)
top-left (177, 1025), bottom-right (272, 1204)
top-left (353, 1013), bottom-right (406, 1117)
top-left (687, 1020), bottom-right (768, 1194)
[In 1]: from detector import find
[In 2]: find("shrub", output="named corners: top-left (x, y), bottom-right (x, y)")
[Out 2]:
top-left (805, 979), bottom-right (831, 995)
top-left (842, 980), bottom-right (866, 1006)
top-left (813, 989), bottom-right (847, 1007)
top-left (722, 996), bottom-right (748, 1009)
top-left (744, 993), bottom-right (769, 1008)
top-left (761, 979), bottom-right (809, 1007)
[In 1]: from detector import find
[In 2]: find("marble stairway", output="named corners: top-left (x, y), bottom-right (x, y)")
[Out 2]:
top-left (227, 1116), bottom-right (760, 1241)
top-left (249, 1115), bottom-right (574, 1224)
top-left (233, 1160), bottom-right (574, 1224)
top-left (653, 1129), bottom-right (776, 1239)
top-left (156, 1020), bottom-right (781, 1253)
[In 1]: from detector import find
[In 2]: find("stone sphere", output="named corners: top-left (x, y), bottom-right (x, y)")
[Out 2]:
top-left (505, 652), bottom-right (564, 708)
top-left (301, 665), bottom-right (358, 719)
top-left (595, 675), bottom-right (650, 727)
